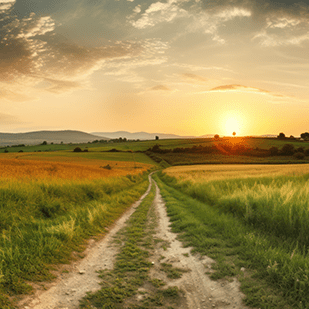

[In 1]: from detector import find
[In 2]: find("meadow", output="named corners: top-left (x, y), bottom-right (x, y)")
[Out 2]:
top-left (0, 153), bottom-right (154, 308)
top-left (1, 136), bottom-right (309, 308)
top-left (3, 136), bottom-right (308, 154)
top-left (156, 164), bottom-right (309, 308)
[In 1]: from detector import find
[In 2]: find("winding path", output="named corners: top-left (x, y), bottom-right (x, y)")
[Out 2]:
top-left (19, 174), bottom-right (249, 309)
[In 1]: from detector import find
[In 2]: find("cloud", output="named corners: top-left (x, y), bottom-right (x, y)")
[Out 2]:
top-left (0, 112), bottom-right (20, 124)
top-left (0, 4), bottom-right (170, 101)
top-left (0, 87), bottom-right (34, 101)
top-left (181, 73), bottom-right (207, 83)
top-left (209, 84), bottom-right (287, 98)
top-left (200, 0), bottom-right (309, 46)
top-left (149, 85), bottom-right (172, 91)
top-left (129, 0), bottom-right (189, 29)
top-left (210, 84), bottom-right (265, 92)
top-left (0, 0), bottom-right (15, 12)
top-left (42, 78), bottom-right (82, 94)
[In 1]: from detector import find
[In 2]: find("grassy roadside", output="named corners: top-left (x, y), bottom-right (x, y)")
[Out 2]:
top-left (80, 180), bottom-right (182, 309)
top-left (0, 173), bottom-right (149, 308)
top-left (154, 172), bottom-right (309, 309)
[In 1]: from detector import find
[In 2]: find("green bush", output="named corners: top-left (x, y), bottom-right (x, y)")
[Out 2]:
top-left (293, 152), bottom-right (305, 160)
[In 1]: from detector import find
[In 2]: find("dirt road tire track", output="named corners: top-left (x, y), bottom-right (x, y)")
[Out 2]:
top-left (19, 175), bottom-right (153, 309)
top-left (19, 173), bottom-right (249, 309)
top-left (150, 180), bottom-right (250, 309)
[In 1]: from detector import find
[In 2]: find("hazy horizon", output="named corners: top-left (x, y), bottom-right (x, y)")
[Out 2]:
top-left (1, 0), bottom-right (308, 137)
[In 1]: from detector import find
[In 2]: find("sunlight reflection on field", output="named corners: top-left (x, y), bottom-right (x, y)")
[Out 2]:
top-left (0, 157), bottom-right (150, 180)
top-left (165, 164), bottom-right (309, 182)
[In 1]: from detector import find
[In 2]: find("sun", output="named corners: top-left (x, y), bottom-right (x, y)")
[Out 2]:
top-left (223, 113), bottom-right (244, 136)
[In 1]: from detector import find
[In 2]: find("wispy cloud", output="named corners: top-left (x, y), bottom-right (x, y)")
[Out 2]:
top-left (0, 111), bottom-right (22, 125)
top-left (129, 0), bottom-right (189, 29)
top-left (209, 84), bottom-right (285, 98)
top-left (0, 88), bottom-right (34, 102)
top-left (149, 85), bottom-right (172, 91)
top-left (42, 78), bottom-right (82, 94)
top-left (0, 4), bottom-right (170, 100)
top-left (181, 73), bottom-right (207, 83)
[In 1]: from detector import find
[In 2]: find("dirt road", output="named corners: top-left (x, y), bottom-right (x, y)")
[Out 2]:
top-left (19, 174), bottom-right (249, 309)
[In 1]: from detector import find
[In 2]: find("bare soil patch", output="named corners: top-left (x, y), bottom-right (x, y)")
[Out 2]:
top-left (147, 181), bottom-right (250, 309)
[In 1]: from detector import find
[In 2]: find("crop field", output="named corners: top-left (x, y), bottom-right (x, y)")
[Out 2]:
top-left (5, 136), bottom-right (308, 154)
top-left (165, 164), bottom-right (309, 182)
top-left (0, 149), bottom-right (156, 165)
top-left (164, 164), bottom-right (309, 247)
top-left (156, 152), bottom-right (309, 165)
top-left (0, 151), bottom-right (154, 308)
top-left (0, 157), bottom-right (152, 180)
top-left (156, 164), bottom-right (309, 308)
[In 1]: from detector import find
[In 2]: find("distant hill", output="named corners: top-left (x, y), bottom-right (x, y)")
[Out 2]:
top-left (91, 131), bottom-right (197, 140)
top-left (198, 134), bottom-right (217, 138)
top-left (0, 130), bottom-right (107, 146)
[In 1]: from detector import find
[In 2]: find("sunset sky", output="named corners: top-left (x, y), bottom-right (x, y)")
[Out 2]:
top-left (0, 0), bottom-right (308, 136)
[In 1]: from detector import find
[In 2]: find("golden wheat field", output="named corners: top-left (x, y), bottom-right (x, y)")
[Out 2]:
top-left (165, 164), bottom-right (309, 182)
top-left (0, 157), bottom-right (151, 180)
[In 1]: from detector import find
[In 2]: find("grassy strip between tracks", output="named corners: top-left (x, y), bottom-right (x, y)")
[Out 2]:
top-left (154, 172), bottom-right (309, 309)
top-left (80, 181), bottom-right (182, 309)
top-left (0, 173), bottom-right (150, 308)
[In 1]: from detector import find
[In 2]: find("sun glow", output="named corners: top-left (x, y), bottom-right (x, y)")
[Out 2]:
top-left (223, 113), bottom-right (244, 136)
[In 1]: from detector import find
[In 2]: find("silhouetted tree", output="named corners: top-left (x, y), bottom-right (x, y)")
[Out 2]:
top-left (294, 152), bottom-right (305, 160)
top-left (155, 136), bottom-right (159, 140)
top-left (214, 134), bottom-right (219, 140)
top-left (296, 147), bottom-right (305, 153)
top-left (301, 132), bottom-right (309, 139)
top-left (278, 132), bottom-right (286, 139)
top-left (233, 132), bottom-right (236, 137)
top-left (269, 147), bottom-right (279, 156)
top-left (281, 144), bottom-right (295, 156)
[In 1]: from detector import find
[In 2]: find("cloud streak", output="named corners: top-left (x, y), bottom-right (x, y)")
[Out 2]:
top-left (149, 85), bottom-right (172, 91)
top-left (181, 73), bottom-right (207, 83)
top-left (209, 84), bottom-right (286, 98)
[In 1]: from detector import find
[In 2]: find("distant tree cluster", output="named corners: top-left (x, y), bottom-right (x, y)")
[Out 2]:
top-left (147, 143), bottom-right (309, 159)
top-left (301, 132), bottom-right (309, 140)
top-left (278, 132), bottom-right (309, 141)
top-left (90, 137), bottom-right (138, 144)
top-left (73, 147), bottom-right (88, 152)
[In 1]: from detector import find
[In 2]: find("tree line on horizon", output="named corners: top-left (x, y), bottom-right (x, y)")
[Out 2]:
top-left (147, 142), bottom-right (309, 159)
top-left (278, 132), bottom-right (309, 140)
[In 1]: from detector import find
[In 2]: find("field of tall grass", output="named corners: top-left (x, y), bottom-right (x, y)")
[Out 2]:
top-left (0, 157), bottom-right (151, 180)
top-left (157, 164), bottom-right (309, 308)
top-left (164, 164), bottom-right (309, 247)
top-left (0, 156), bottom-right (152, 308)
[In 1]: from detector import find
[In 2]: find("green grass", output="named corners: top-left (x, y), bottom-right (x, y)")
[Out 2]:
top-left (155, 172), bottom-right (309, 308)
top-left (0, 173), bottom-right (149, 308)
top-left (0, 138), bottom-right (212, 154)
top-left (80, 182), bottom-right (181, 309)
top-left (157, 152), bottom-right (309, 166)
top-left (160, 263), bottom-right (188, 279)
top-left (159, 172), bottom-right (309, 249)
top-left (4, 137), bottom-right (309, 166)
top-left (5, 150), bottom-right (156, 165)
